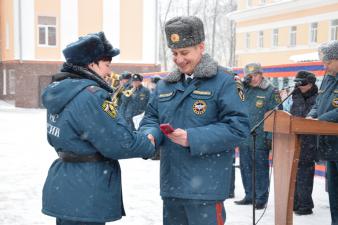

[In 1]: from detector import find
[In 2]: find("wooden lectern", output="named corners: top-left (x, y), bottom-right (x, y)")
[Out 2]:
top-left (264, 110), bottom-right (338, 225)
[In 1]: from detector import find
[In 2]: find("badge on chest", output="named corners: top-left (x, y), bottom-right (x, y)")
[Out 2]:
top-left (256, 96), bottom-right (265, 108)
top-left (193, 100), bottom-right (207, 115)
top-left (332, 98), bottom-right (338, 108)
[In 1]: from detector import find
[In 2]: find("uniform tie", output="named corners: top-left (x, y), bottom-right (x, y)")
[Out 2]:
top-left (186, 77), bottom-right (193, 85)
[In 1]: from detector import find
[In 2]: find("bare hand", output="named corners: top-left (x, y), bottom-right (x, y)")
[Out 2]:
top-left (147, 134), bottom-right (155, 146)
top-left (167, 128), bottom-right (189, 147)
top-left (306, 116), bottom-right (317, 120)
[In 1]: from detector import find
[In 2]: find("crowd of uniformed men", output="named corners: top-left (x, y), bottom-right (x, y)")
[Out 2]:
top-left (40, 15), bottom-right (338, 225)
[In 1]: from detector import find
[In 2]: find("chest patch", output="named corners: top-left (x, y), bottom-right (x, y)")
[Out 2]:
top-left (192, 100), bottom-right (207, 115)
top-left (256, 99), bottom-right (264, 108)
top-left (102, 100), bottom-right (117, 119)
top-left (332, 98), bottom-right (338, 108)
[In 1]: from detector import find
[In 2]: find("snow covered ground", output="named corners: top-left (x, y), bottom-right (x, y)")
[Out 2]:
top-left (0, 101), bottom-right (331, 225)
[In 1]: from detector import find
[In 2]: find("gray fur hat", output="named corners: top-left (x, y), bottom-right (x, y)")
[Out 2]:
top-left (165, 16), bottom-right (205, 49)
top-left (243, 63), bottom-right (263, 76)
top-left (319, 40), bottom-right (338, 61)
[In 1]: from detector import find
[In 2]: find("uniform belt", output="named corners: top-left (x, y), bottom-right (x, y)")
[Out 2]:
top-left (58, 151), bottom-right (109, 163)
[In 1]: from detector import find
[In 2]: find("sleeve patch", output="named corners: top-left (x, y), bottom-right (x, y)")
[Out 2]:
top-left (102, 100), bottom-right (117, 119)
top-left (235, 80), bottom-right (245, 101)
top-left (274, 93), bottom-right (282, 104)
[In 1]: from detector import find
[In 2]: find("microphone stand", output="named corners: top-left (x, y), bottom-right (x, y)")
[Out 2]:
top-left (250, 85), bottom-right (298, 225)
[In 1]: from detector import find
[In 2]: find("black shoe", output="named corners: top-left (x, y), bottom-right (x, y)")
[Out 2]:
top-left (255, 202), bottom-right (266, 210)
top-left (294, 208), bottom-right (313, 215)
top-left (234, 198), bottom-right (252, 205)
top-left (228, 193), bottom-right (235, 199)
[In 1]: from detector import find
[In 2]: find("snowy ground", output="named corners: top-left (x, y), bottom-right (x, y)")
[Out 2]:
top-left (0, 100), bottom-right (331, 225)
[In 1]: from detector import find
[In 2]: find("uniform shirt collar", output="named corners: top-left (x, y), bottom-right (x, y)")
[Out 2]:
top-left (185, 74), bottom-right (194, 80)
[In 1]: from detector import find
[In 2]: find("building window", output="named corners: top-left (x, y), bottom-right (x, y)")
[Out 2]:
top-left (290, 26), bottom-right (297, 47)
top-left (8, 70), bottom-right (15, 95)
top-left (245, 33), bottom-right (250, 49)
top-left (272, 29), bottom-right (278, 47)
top-left (310, 22), bottom-right (318, 43)
top-left (2, 69), bottom-right (7, 95)
top-left (258, 31), bottom-right (264, 48)
top-left (330, 19), bottom-right (338, 41)
top-left (38, 16), bottom-right (56, 46)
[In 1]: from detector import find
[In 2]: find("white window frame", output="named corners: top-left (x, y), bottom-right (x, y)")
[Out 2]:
top-left (37, 16), bottom-right (57, 47)
top-left (309, 22), bottom-right (318, 44)
top-left (2, 69), bottom-right (7, 95)
top-left (272, 29), bottom-right (278, 48)
top-left (330, 19), bottom-right (338, 41)
top-left (258, 31), bottom-right (264, 48)
top-left (245, 33), bottom-right (250, 49)
top-left (8, 69), bottom-right (15, 95)
top-left (289, 26), bottom-right (297, 47)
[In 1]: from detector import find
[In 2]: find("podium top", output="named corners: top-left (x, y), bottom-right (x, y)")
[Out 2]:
top-left (264, 110), bottom-right (338, 135)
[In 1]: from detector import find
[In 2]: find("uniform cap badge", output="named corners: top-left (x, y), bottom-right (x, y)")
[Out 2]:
top-left (248, 66), bottom-right (255, 72)
top-left (170, 33), bottom-right (180, 43)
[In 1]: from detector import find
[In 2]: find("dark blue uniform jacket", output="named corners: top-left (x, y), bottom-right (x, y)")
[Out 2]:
top-left (241, 78), bottom-right (282, 150)
top-left (139, 54), bottom-right (250, 201)
top-left (308, 73), bottom-right (338, 160)
top-left (41, 68), bottom-right (154, 223)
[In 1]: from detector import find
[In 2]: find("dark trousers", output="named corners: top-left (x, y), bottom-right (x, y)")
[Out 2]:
top-left (239, 145), bottom-right (269, 204)
top-left (327, 161), bottom-right (338, 225)
top-left (163, 198), bottom-right (226, 225)
top-left (56, 218), bottom-right (105, 225)
top-left (294, 161), bottom-right (315, 210)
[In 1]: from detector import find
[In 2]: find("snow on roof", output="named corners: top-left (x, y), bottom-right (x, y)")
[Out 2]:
top-left (289, 52), bottom-right (319, 62)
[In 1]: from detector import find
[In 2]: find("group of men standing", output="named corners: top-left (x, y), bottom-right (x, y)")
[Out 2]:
top-left (233, 41), bottom-right (338, 225)
top-left (40, 14), bottom-right (338, 225)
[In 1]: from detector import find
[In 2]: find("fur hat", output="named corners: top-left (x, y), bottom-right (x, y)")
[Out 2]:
top-left (131, 73), bottom-right (143, 82)
top-left (120, 71), bottom-right (132, 80)
top-left (294, 70), bottom-right (316, 85)
top-left (165, 16), bottom-right (205, 49)
top-left (63, 32), bottom-right (120, 66)
top-left (151, 75), bottom-right (161, 84)
top-left (243, 63), bottom-right (263, 76)
top-left (319, 40), bottom-right (338, 61)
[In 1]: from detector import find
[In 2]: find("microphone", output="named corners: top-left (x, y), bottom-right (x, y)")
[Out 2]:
top-left (294, 79), bottom-right (308, 87)
top-left (242, 76), bottom-right (252, 86)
